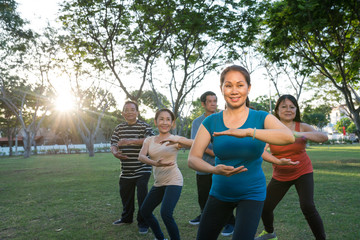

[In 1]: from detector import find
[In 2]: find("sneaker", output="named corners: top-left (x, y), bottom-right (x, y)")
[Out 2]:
top-left (189, 215), bottom-right (201, 225)
top-left (255, 230), bottom-right (278, 240)
top-left (221, 224), bottom-right (234, 237)
top-left (112, 219), bottom-right (131, 226)
top-left (139, 227), bottom-right (148, 234)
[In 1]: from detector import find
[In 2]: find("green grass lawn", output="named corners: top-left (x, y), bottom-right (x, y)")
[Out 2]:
top-left (1, 145), bottom-right (359, 239)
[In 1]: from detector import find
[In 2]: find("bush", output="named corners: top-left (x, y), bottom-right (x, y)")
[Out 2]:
top-left (46, 149), bottom-right (61, 154)
top-left (95, 146), bottom-right (111, 153)
top-left (69, 148), bottom-right (82, 154)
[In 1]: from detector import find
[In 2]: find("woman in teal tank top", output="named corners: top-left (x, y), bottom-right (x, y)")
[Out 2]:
top-left (188, 65), bottom-right (295, 240)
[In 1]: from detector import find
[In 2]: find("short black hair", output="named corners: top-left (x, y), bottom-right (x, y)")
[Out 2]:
top-left (200, 91), bottom-right (217, 103)
top-left (123, 101), bottom-right (139, 112)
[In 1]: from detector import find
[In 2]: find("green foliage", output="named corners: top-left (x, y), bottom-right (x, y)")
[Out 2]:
top-left (347, 122), bottom-right (357, 134)
top-left (189, 98), bottom-right (203, 122)
top-left (335, 118), bottom-right (355, 134)
top-left (101, 109), bottom-right (124, 141)
top-left (250, 95), bottom-right (275, 112)
top-left (132, 90), bottom-right (170, 111)
top-left (259, 0), bottom-right (360, 137)
top-left (0, 0), bottom-right (34, 59)
top-left (302, 104), bottom-right (331, 129)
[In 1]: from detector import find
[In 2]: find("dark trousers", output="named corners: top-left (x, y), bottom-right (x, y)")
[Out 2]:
top-left (141, 185), bottom-right (182, 240)
top-left (197, 174), bottom-right (235, 225)
top-left (197, 196), bottom-right (264, 240)
top-left (261, 173), bottom-right (326, 240)
top-left (197, 174), bottom-right (212, 212)
top-left (119, 173), bottom-right (150, 228)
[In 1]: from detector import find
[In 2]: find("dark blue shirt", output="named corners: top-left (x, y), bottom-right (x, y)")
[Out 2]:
top-left (202, 109), bottom-right (268, 202)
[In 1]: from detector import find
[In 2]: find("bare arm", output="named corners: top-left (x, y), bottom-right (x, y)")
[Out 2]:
top-left (118, 138), bottom-right (146, 146)
top-left (262, 144), bottom-right (299, 165)
top-left (160, 136), bottom-right (215, 156)
top-left (188, 125), bottom-right (247, 176)
top-left (213, 114), bottom-right (295, 145)
top-left (138, 138), bottom-right (174, 167)
top-left (294, 123), bottom-right (328, 143)
top-left (110, 145), bottom-right (129, 160)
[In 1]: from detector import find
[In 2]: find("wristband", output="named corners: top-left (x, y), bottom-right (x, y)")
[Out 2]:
top-left (252, 127), bottom-right (256, 140)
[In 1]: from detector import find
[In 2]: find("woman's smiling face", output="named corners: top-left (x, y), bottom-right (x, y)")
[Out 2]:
top-left (277, 98), bottom-right (297, 122)
top-left (155, 111), bottom-right (173, 134)
top-left (221, 70), bottom-right (251, 109)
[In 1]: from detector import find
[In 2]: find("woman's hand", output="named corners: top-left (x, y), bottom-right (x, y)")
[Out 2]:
top-left (160, 139), bottom-right (178, 146)
top-left (277, 158), bottom-right (299, 165)
top-left (155, 158), bottom-right (175, 167)
top-left (213, 164), bottom-right (248, 177)
top-left (160, 136), bottom-right (193, 148)
top-left (213, 128), bottom-right (250, 138)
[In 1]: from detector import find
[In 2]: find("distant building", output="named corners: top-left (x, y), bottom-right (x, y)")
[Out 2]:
top-left (323, 104), bottom-right (348, 134)
top-left (0, 127), bottom-right (109, 148)
top-left (0, 136), bottom-right (44, 147)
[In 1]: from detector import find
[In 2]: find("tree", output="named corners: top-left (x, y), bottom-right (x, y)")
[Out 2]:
top-left (261, 57), bottom-right (308, 101)
top-left (260, 0), bottom-right (360, 138)
top-left (59, 0), bottom-right (171, 105)
top-left (0, 25), bottom-right (54, 158)
top-left (100, 109), bottom-right (123, 143)
top-left (0, 0), bottom-right (36, 156)
top-left (305, 73), bottom-right (344, 106)
top-left (334, 117), bottom-right (353, 135)
top-left (147, 0), bottom-right (261, 134)
top-left (131, 89), bottom-right (170, 117)
top-left (0, 77), bottom-right (21, 156)
top-left (302, 105), bottom-right (331, 130)
top-left (44, 110), bottom-right (79, 153)
top-left (0, 0), bottom-right (34, 63)
top-left (0, 77), bottom-right (51, 158)
top-left (74, 86), bottom-right (116, 157)
top-left (250, 95), bottom-right (275, 113)
top-left (347, 122), bottom-right (357, 134)
top-left (59, 0), bottom-right (263, 136)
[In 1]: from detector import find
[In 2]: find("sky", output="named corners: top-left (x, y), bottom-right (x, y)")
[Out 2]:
top-left (16, 0), bottom-right (275, 113)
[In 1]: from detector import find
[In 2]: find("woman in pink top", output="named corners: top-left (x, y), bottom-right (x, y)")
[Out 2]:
top-left (138, 109), bottom-right (194, 240)
top-left (256, 95), bottom-right (328, 240)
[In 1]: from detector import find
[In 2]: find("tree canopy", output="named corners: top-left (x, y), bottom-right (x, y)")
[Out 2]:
top-left (259, 0), bottom-right (360, 137)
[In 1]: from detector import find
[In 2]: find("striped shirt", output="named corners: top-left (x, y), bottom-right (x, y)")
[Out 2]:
top-left (111, 120), bottom-right (154, 179)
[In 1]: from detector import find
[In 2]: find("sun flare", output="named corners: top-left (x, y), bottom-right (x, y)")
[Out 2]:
top-left (55, 93), bottom-right (75, 112)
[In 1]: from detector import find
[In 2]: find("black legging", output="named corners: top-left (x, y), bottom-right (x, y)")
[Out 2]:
top-left (261, 173), bottom-right (326, 240)
top-left (197, 196), bottom-right (264, 240)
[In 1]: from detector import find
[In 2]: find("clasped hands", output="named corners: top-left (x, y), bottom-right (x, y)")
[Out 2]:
top-left (112, 150), bottom-right (129, 160)
top-left (114, 139), bottom-right (139, 160)
top-left (154, 158), bottom-right (175, 167)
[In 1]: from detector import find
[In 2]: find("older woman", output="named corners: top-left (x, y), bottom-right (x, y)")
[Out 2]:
top-left (256, 95), bottom-right (327, 240)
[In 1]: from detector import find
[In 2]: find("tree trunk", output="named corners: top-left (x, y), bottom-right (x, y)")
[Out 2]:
top-left (86, 137), bottom-right (95, 157)
top-left (22, 131), bottom-right (31, 158)
top-left (7, 132), bottom-right (13, 156)
top-left (352, 110), bottom-right (360, 139)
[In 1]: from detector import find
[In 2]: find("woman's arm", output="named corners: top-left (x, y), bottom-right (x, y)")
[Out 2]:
top-left (188, 125), bottom-right (247, 176)
top-left (118, 138), bottom-right (146, 146)
top-left (294, 123), bottom-right (328, 143)
top-left (160, 136), bottom-right (215, 156)
top-left (213, 114), bottom-right (295, 145)
top-left (262, 144), bottom-right (299, 165)
top-left (138, 138), bottom-right (174, 167)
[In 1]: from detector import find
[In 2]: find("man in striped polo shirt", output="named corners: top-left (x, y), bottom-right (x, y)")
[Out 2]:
top-left (110, 101), bottom-right (154, 235)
